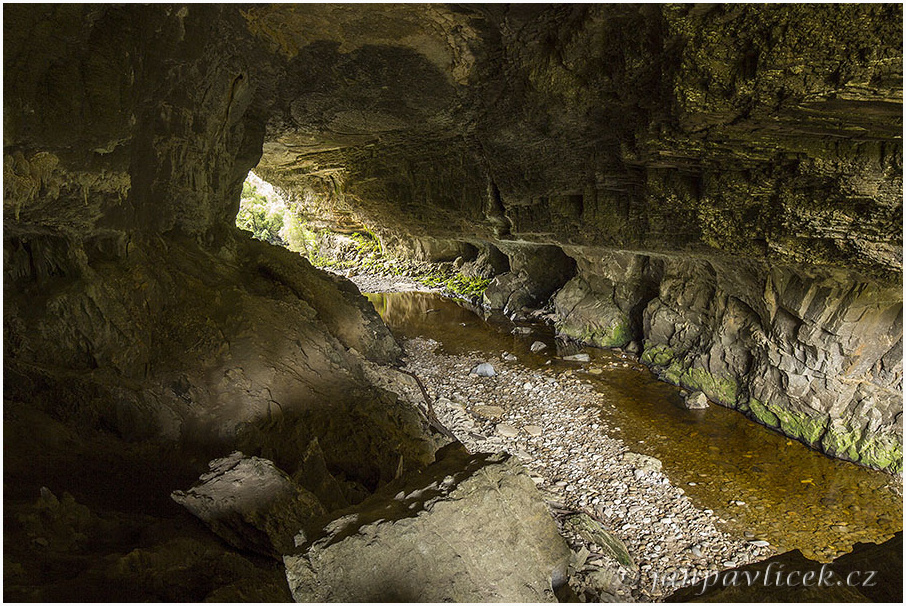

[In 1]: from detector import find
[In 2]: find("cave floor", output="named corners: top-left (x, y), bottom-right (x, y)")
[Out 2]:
top-left (366, 290), bottom-right (903, 601)
top-left (3, 403), bottom-right (292, 602)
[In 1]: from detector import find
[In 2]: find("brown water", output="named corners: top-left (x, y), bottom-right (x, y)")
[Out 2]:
top-left (367, 291), bottom-right (903, 562)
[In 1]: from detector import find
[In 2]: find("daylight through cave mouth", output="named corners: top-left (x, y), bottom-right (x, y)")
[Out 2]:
top-left (4, 3), bottom-right (902, 603)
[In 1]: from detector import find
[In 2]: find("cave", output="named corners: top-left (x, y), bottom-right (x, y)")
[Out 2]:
top-left (3, 4), bottom-right (902, 603)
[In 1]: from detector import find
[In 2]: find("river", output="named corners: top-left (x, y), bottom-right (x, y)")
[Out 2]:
top-left (367, 290), bottom-right (902, 563)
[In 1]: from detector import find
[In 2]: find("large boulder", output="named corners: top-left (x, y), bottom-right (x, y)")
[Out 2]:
top-left (172, 451), bottom-right (325, 558)
top-left (284, 445), bottom-right (571, 602)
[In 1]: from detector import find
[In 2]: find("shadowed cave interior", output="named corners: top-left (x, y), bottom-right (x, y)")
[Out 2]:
top-left (3, 3), bottom-right (903, 603)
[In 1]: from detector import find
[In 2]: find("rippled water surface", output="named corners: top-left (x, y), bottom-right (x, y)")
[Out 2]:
top-left (367, 291), bottom-right (902, 562)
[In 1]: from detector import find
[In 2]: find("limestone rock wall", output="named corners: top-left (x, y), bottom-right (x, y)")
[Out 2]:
top-left (3, 231), bottom-right (437, 484)
top-left (552, 249), bottom-right (902, 472)
top-left (4, 5), bottom-right (274, 240)
top-left (247, 4), bottom-right (902, 471)
top-left (259, 4), bottom-right (901, 279)
top-left (3, 0), bottom-right (901, 514)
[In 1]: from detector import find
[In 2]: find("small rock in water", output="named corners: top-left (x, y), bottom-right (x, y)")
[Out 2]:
top-left (472, 363), bottom-right (496, 377)
top-left (683, 390), bottom-right (710, 409)
top-left (523, 425), bottom-right (543, 437)
top-left (743, 531), bottom-right (755, 539)
top-left (496, 423), bottom-right (519, 438)
top-left (623, 452), bottom-right (662, 473)
top-left (512, 326), bottom-right (532, 335)
top-left (749, 540), bottom-right (770, 547)
top-left (563, 353), bottom-right (591, 362)
top-left (502, 352), bottom-right (517, 362)
top-left (588, 367), bottom-right (603, 375)
top-left (530, 341), bottom-right (547, 352)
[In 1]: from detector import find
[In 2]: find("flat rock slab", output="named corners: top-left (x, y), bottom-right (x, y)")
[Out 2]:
top-left (523, 424), bottom-right (544, 437)
top-left (172, 451), bottom-right (324, 557)
top-left (497, 423), bottom-right (520, 437)
top-left (563, 353), bottom-right (591, 362)
top-left (285, 446), bottom-right (570, 602)
top-left (473, 404), bottom-right (505, 420)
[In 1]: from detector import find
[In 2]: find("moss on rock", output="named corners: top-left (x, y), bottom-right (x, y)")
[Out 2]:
top-left (821, 423), bottom-right (903, 474)
top-left (640, 342), bottom-right (675, 367)
top-left (642, 343), bottom-right (739, 408)
top-left (747, 398), bottom-right (827, 447)
top-left (557, 317), bottom-right (631, 349)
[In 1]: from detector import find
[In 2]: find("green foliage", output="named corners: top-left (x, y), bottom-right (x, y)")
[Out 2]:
top-left (235, 175), bottom-right (491, 302)
top-left (439, 273), bottom-right (492, 298)
top-left (280, 211), bottom-right (319, 254)
top-left (236, 181), bottom-right (285, 245)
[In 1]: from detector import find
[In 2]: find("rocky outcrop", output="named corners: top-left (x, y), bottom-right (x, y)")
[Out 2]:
top-left (285, 445), bottom-right (571, 602)
top-left (171, 452), bottom-right (326, 558)
top-left (5, 484), bottom-right (292, 602)
top-left (483, 243), bottom-right (577, 314)
top-left (255, 5), bottom-right (901, 279)
top-left (2, 2), bottom-right (902, 596)
top-left (547, 250), bottom-right (902, 472)
top-left (642, 258), bottom-right (902, 472)
top-left (4, 231), bottom-right (438, 482)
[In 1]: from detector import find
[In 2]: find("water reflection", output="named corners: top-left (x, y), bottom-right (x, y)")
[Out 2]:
top-left (366, 291), bottom-right (903, 562)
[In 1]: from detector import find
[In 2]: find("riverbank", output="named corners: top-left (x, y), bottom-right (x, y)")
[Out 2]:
top-left (365, 288), bottom-right (901, 601)
top-left (400, 336), bottom-right (772, 601)
top-left (330, 268), bottom-right (443, 294)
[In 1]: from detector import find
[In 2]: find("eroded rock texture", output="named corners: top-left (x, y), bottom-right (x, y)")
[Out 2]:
top-left (284, 445), bottom-right (571, 602)
top-left (248, 4), bottom-right (902, 471)
top-left (2, 3), bottom-right (903, 599)
top-left (171, 452), bottom-right (326, 558)
top-left (557, 250), bottom-right (902, 472)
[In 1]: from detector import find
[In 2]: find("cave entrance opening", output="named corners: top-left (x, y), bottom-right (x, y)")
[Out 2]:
top-left (234, 170), bottom-right (383, 267)
top-left (233, 171), bottom-right (501, 302)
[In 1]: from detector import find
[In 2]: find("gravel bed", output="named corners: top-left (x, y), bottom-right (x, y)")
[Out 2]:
top-left (401, 337), bottom-right (774, 602)
top-left (326, 269), bottom-right (442, 294)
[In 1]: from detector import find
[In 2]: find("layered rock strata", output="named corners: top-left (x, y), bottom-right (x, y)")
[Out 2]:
top-left (3, 4), bottom-right (902, 598)
top-left (552, 249), bottom-right (902, 472)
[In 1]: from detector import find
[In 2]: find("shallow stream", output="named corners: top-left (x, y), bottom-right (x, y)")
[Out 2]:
top-left (367, 291), bottom-right (902, 563)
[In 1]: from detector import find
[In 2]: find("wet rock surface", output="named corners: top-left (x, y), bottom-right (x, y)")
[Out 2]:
top-left (285, 444), bottom-right (570, 603)
top-left (554, 250), bottom-right (903, 472)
